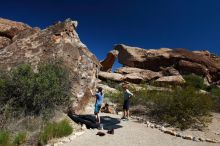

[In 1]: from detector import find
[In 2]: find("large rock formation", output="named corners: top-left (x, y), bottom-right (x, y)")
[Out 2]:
top-left (113, 44), bottom-right (220, 84)
top-left (100, 50), bottom-right (118, 72)
top-left (0, 18), bottom-right (100, 114)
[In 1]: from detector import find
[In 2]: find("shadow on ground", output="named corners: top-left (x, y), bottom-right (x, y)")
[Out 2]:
top-left (68, 114), bottom-right (122, 130)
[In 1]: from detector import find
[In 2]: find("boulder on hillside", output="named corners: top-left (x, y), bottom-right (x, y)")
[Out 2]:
top-left (100, 50), bottom-right (118, 72)
top-left (124, 73), bottom-right (144, 84)
top-left (155, 75), bottom-right (185, 85)
top-left (0, 18), bottom-right (100, 114)
top-left (178, 60), bottom-right (208, 76)
top-left (115, 67), bottom-right (162, 82)
top-left (98, 71), bottom-right (124, 82)
top-left (114, 44), bottom-right (220, 83)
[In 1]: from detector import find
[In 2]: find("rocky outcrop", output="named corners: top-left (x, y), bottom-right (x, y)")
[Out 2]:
top-left (155, 75), bottom-right (185, 84)
top-left (160, 67), bottom-right (180, 76)
top-left (178, 60), bottom-right (208, 76)
top-left (0, 18), bottom-right (31, 39)
top-left (0, 18), bottom-right (100, 114)
top-left (114, 44), bottom-right (220, 83)
top-left (100, 50), bottom-right (118, 72)
top-left (115, 44), bottom-right (176, 71)
top-left (124, 73), bottom-right (144, 84)
top-left (98, 71), bottom-right (124, 82)
top-left (115, 67), bottom-right (162, 81)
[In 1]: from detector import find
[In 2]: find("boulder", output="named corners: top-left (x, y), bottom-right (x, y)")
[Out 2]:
top-left (178, 60), bottom-right (208, 76)
top-left (115, 67), bottom-right (162, 81)
top-left (98, 71), bottom-right (124, 82)
top-left (100, 50), bottom-right (118, 72)
top-left (155, 75), bottom-right (185, 84)
top-left (115, 44), bottom-right (176, 71)
top-left (0, 18), bottom-right (100, 114)
top-left (124, 73), bottom-right (144, 84)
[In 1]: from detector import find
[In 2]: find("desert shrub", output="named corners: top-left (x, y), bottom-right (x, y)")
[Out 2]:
top-left (0, 62), bottom-right (70, 117)
top-left (105, 91), bottom-right (123, 105)
top-left (32, 62), bottom-right (70, 114)
top-left (12, 132), bottom-right (26, 146)
top-left (0, 131), bottom-right (10, 146)
top-left (0, 131), bottom-right (26, 146)
top-left (183, 74), bottom-right (204, 89)
top-left (38, 120), bottom-right (73, 145)
top-left (152, 87), bottom-right (212, 129)
top-left (209, 86), bottom-right (220, 111)
top-left (129, 85), bottom-right (213, 130)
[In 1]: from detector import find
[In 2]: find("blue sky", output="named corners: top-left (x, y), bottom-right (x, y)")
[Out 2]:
top-left (1, 0), bottom-right (220, 69)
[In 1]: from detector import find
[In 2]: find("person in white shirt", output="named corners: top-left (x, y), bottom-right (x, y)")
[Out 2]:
top-left (121, 83), bottom-right (133, 120)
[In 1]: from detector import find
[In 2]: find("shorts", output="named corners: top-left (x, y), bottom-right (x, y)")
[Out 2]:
top-left (123, 100), bottom-right (130, 110)
top-left (94, 104), bottom-right (101, 114)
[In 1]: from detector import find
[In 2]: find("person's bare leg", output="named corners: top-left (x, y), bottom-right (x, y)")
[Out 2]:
top-left (127, 110), bottom-right (130, 118)
top-left (122, 109), bottom-right (126, 118)
top-left (96, 113), bottom-right (100, 123)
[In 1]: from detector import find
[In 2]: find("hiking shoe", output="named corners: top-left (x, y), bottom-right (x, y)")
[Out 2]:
top-left (121, 117), bottom-right (126, 120)
top-left (107, 129), bottom-right (114, 135)
top-left (122, 118), bottom-right (129, 121)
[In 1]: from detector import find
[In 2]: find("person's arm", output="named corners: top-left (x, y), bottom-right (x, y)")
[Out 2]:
top-left (126, 89), bottom-right (133, 98)
top-left (90, 89), bottom-right (96, 97)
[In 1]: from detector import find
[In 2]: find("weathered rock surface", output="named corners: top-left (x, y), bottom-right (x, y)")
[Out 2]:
top-left (0, 18), bottom-right (100, 114)
top-left (114, 44), bottom-right (220, 83)
top-left (115, 67), bottom-right (162, 81)
top-left (100, 50), bottom-right (118, 72)
top-left (124, 73), bottom-right (144, 84)
top-left (115, 44), bottom-right (176, 71)
top-left (155, 75), bottom-right (185, 84)
top-left (0, 18), bottom-right (31, 39)
top-left (98, 71), bottom-right (124, 82)
top-left (160, 67), bottom-right (180, 76)
top-left (0, 36), bottom-right (11, 49)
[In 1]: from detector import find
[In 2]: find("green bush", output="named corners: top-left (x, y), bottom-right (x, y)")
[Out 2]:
top-left (127, 85), bottom-right (213, 130)
top-left (183, 74), bottom-right (204, 89)
top-left (0, 131), bottom-right (10, 146)
top-left (209, 86), bottom-right (220, 111)
top-left (105, 91), bottom-right (123, 105)
top-left (13, 132), bottom-right (26, 146)
top-left (39, 120), bottom-right (73, 145)
top-left (0, 62), bottom-right (70, 117)
top-left (0, 131), bottom-right (26, 146)
top-left (152, 87), bottom-right (212, 129)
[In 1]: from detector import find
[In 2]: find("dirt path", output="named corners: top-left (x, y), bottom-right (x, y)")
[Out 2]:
top-left (65, 113), bottom-right (219, 146)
